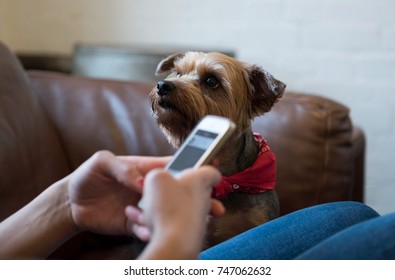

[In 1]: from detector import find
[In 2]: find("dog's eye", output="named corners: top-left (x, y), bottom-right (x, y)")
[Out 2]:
top-left (176, 72), bottom-right (181, 77)
top-left (205, 76), bottom-right (219, 88)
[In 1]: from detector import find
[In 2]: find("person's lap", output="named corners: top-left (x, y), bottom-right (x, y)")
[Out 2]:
top-left (200, 201), bottom-right (380, 260)
top-left (296, 211), bottom-right (395, 260)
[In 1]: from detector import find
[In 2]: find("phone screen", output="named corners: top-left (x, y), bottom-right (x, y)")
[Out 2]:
top-left (167, 129), bottom-right (218, 174)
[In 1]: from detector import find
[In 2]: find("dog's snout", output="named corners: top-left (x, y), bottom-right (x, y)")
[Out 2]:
top-left (157, 81), bottom-right (175, 96)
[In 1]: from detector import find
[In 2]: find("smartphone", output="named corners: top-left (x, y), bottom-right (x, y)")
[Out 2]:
top-left (165, 115), bottom-right (236, 176)
top-left (137, 115), bottom-right (235, 209)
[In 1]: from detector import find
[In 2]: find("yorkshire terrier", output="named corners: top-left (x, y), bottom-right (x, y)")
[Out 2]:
top-left (150, 52), bottom-right (286, 247)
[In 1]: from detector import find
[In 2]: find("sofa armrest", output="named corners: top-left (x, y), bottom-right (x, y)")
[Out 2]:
top-left (253, 92), bottom-right (364, 215)
top-left (0, 44), bottom-right (70, 222)
top-left (351, 126), bottom-right (365, 202)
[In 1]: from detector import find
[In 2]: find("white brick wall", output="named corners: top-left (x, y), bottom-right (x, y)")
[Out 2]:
top-left (1, 0), bottom-right (394, 214)
top-left (0, 0), bottom-right (5, 38)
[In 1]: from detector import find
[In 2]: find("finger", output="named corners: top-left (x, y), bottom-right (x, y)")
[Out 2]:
top-left (91, 151), bottom-right (143, 192)
top-left (132, 224), bottom-right (151, 241)
top-left (125, 206), bottom-right (151, 241)
top-left (125, 206), bottom-right (150, 229)
top-left (210, 199), bottom-right (226, 217)
top-left (125, 205), bottom-right (141, 223)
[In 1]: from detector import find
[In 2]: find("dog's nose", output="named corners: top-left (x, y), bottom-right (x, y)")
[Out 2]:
top-left (157, 80), bottom-right (175, 96)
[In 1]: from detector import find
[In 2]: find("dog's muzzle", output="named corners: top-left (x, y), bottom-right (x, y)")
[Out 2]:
top-left (157, 80), bottom-right (176, 96)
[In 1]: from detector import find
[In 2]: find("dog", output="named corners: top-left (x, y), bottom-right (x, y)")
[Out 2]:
top-left (150, 51), bottom-right (286, 247)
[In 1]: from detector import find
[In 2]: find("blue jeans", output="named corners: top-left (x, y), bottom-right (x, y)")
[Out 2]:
top-left (200, 201), bottom-right (388, 260)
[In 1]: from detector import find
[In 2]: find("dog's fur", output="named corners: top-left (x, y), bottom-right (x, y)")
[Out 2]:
top-left (150, 52), bottom-right (286, 247)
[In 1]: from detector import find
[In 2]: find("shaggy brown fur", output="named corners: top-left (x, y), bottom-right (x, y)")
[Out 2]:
top-left (150, 52), bottom-right (286, 247)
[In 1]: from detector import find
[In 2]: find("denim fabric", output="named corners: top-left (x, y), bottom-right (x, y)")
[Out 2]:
top-left (200, 202), bottom-right (380, 260)
top-left (296, 212), bottom-right (395, 260)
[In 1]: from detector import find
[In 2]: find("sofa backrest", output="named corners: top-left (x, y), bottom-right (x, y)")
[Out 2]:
top-left (28, 69), bottom-right (361, 216)
top-left (0, 42), bottom-right (70, 221)
top-left (28, 71), bottom-right (175, 170)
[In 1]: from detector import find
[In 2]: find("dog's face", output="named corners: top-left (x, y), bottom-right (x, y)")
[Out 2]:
top-left (150, 52), bottom-right (286, 147)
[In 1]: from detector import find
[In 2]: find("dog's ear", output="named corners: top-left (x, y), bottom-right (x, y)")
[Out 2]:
top-left (155, 53), bottom-right (185, 76)
top-left (245, 64), bottom-right (286, 116)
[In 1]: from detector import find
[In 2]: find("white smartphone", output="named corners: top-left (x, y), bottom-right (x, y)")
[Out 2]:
top-left (165, 115), bottom-right (236, 176)
top-left (137, 115), bottom-right (235, 210)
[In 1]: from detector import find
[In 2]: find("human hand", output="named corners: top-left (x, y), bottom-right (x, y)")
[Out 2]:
top-left (67, 151), bottom-right (169, 236)
top-left (125, 166), bottom-right (225, 259)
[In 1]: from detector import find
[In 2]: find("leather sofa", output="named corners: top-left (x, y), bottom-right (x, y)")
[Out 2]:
top-left (0, 41), bottom-right (364, 259)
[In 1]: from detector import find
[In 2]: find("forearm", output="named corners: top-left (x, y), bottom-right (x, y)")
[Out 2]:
top-left (0, 178), bottom-right (79, 259)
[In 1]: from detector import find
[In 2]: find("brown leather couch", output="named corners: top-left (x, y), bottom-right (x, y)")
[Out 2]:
top-left (0, 41), bottom-right (364, 259)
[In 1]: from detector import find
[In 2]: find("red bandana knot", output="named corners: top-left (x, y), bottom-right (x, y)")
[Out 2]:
top-left (212, 132), bottom-right (276, 199)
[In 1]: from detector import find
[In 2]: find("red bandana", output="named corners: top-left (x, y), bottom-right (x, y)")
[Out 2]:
top-left (212, 132), bottom-right (276, 199)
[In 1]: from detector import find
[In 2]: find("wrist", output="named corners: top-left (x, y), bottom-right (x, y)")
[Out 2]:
top-left (53, 177), bottom-right (81, 237)
top-left (33, 177), bottom-right (81, 257)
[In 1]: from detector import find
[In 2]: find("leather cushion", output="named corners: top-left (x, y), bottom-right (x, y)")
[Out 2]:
top-left (253, 93), bottom-right (354, 215)
top-left (28, 71), bottom-right (175, 169)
